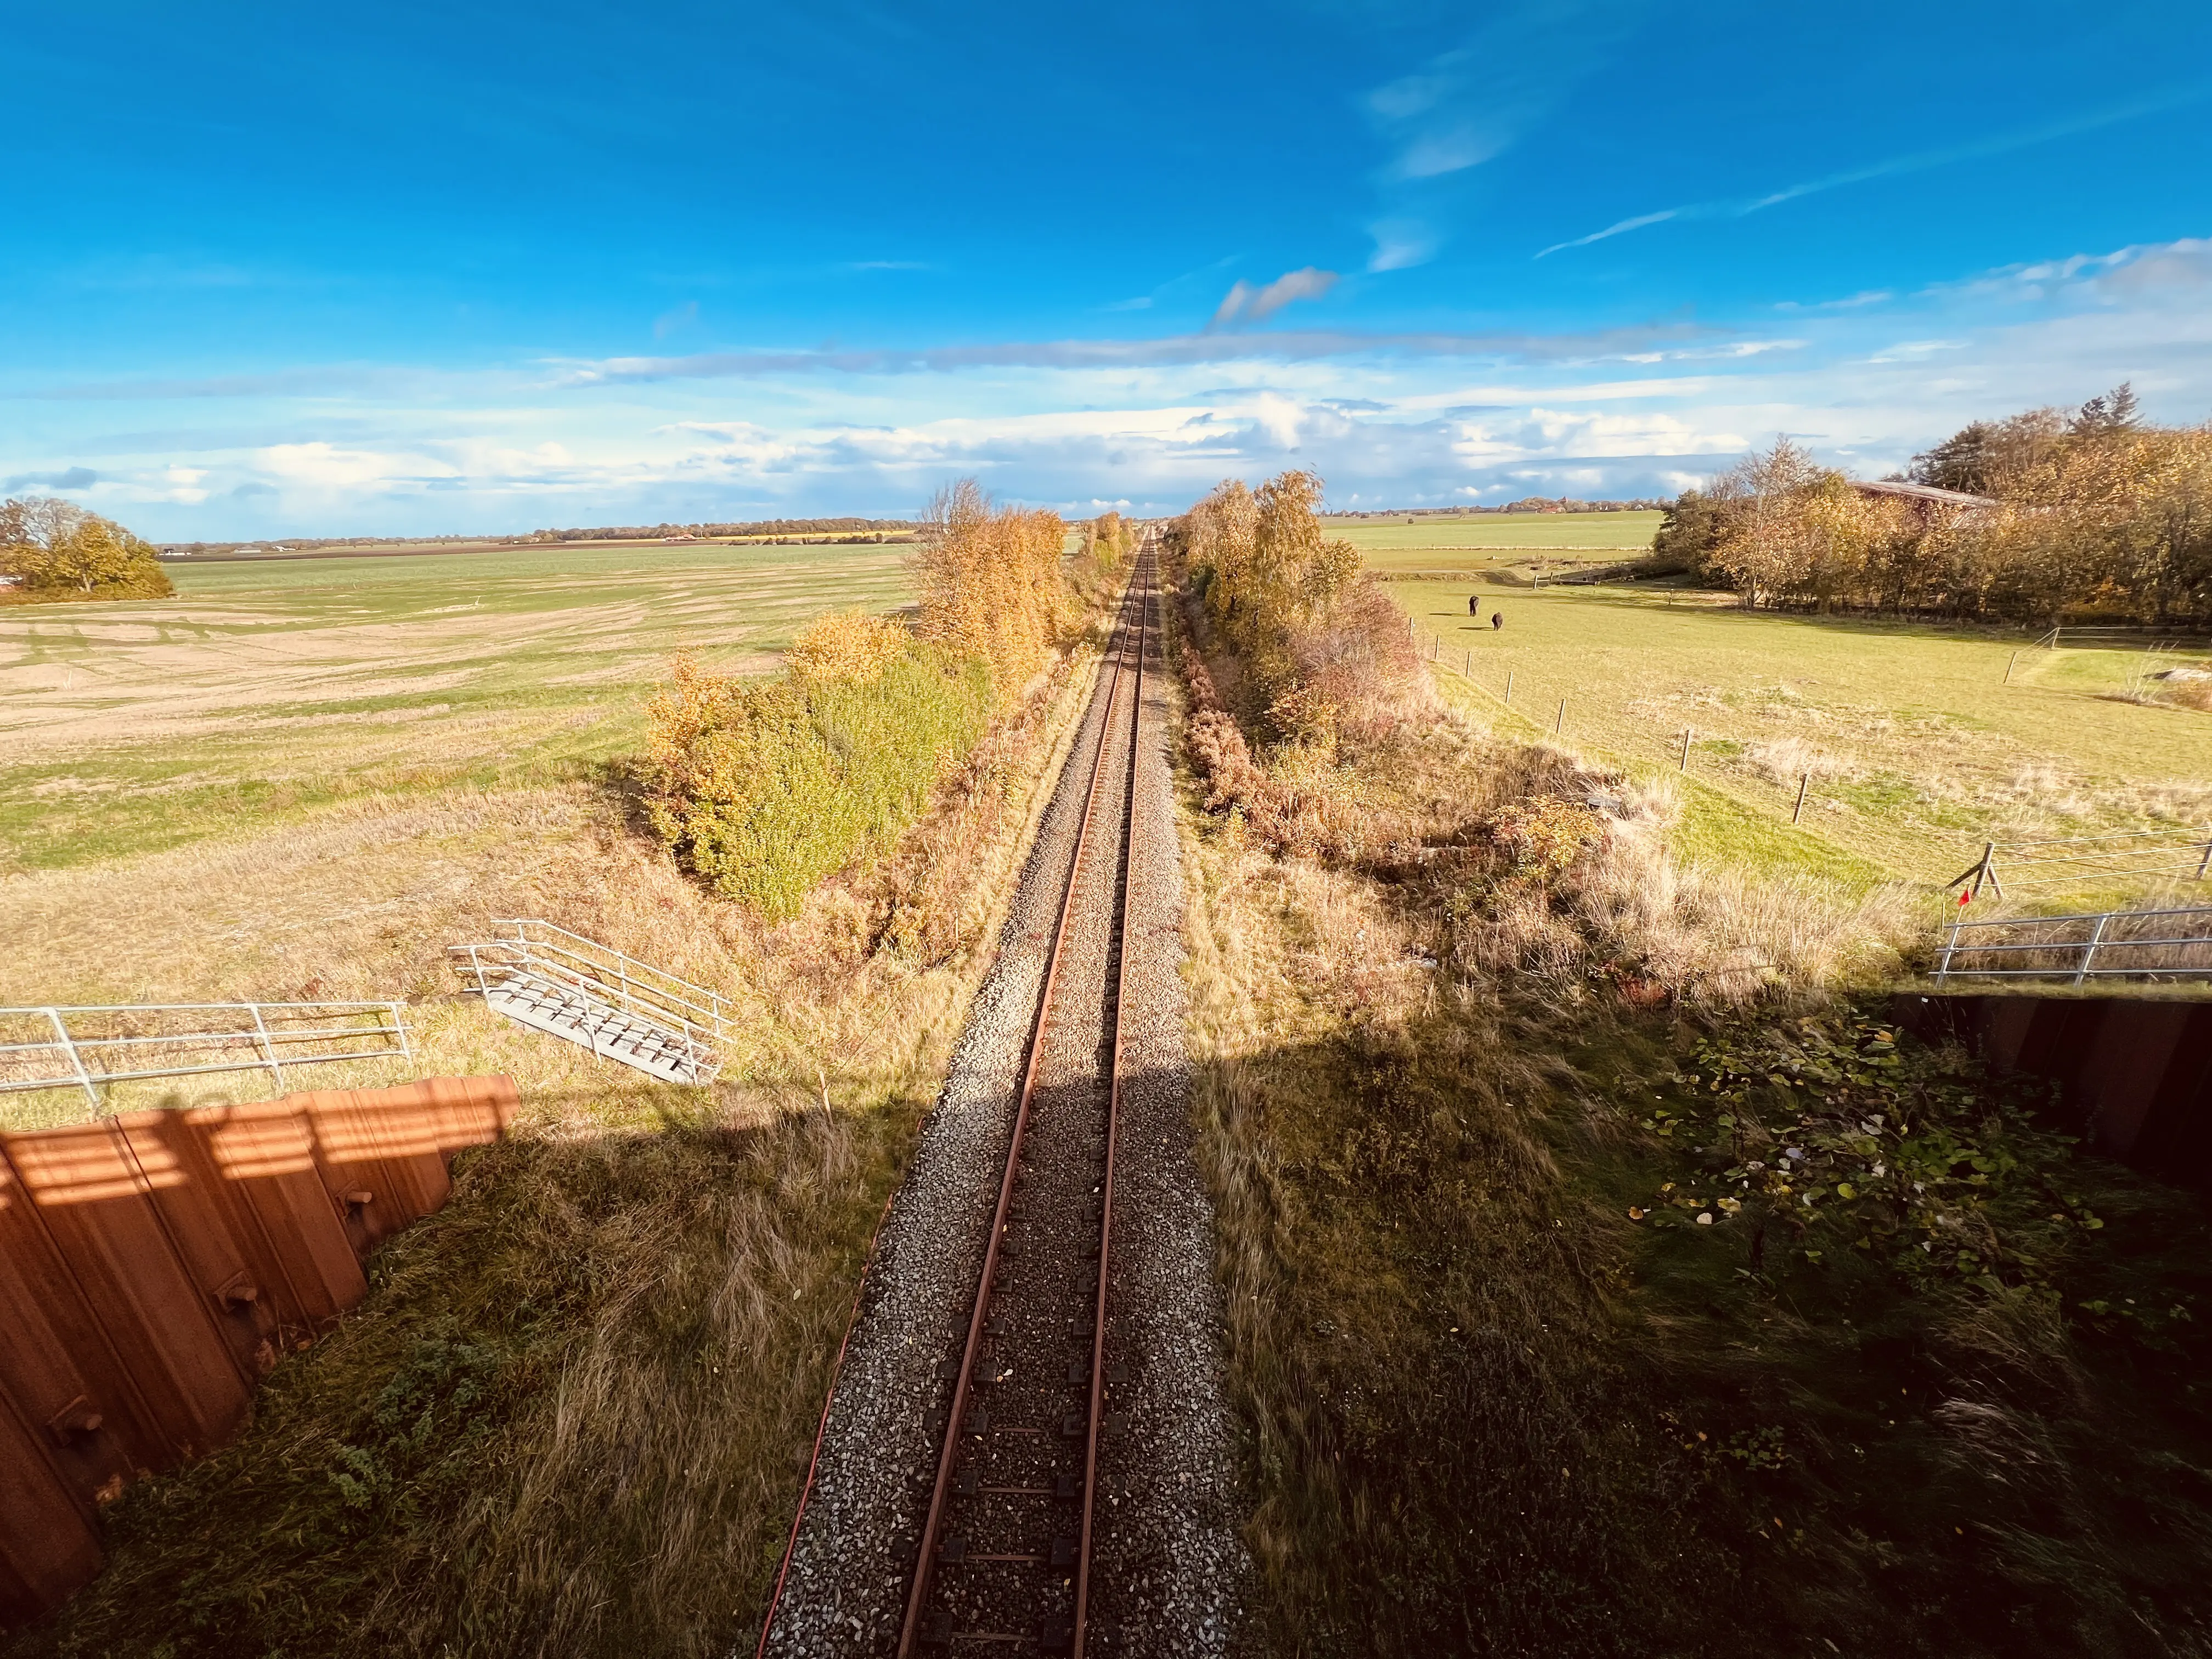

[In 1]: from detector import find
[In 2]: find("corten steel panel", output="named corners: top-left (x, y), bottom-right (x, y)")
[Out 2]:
top-left (421, 1074), bottom-right (521, 1158)
top-left (2081, 1003), bottom-right (2192, 1159)
top-left (180, 1099), bottom-right (366, 1329)
top-left (0, 1390), bottom-right (103, 1632)
top-left (114, 1110), bottom-right (296, 1383)
top-left (295, 1087), bottom-right (453, 1255)
top-left (1981, 995), bottom-right (2044, 1073)
top-left (0, 1155), bottom-right (151, 1510)
top-left (0, 1125), bottom-right (250, 1460)
top-left (2129, 1005), bottom-right (2212, 1196)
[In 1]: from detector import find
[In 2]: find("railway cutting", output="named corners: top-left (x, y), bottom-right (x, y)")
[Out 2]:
top-left (758, 545), bottom-right (1249, 1658)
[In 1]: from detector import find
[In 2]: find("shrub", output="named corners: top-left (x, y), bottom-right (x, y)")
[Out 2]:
top-left (0, 496), bottom-right (174, 602)
top-left (642, 643), bottom-right (992, 917)
top-left (910, 479), bottom-right (1069, 697)
top-left (785, 609), bottom-right (910, 684)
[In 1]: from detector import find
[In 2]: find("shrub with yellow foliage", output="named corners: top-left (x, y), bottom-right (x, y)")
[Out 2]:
top-left (910, 478), bottom-right (1070, 697)
top-left (642, 640), bottom-right (992, 918)
top-left (785, 609), bottom-right (911, 684)
top-left (1175, 469), bottom-right (1417, 743)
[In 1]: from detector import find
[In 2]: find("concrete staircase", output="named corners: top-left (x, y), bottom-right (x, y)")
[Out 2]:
top-left (450, 921), bottom-right (732, 1086)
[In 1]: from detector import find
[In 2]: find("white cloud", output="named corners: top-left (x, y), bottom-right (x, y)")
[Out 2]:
top-left (1366, 220), bottom-right (1436, 273)
top-left (1206, 268), bottom-right (1340, 330)
top-left (19, 231), bottom-right (2212, 537)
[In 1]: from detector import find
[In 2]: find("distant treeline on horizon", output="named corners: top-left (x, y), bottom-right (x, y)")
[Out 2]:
top-left (1322, 496), bottom-right (1669, 518)
top-left (157, 517), bottom-right (918, 555)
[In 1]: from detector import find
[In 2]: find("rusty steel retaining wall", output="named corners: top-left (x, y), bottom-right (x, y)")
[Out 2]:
top-left (1891, 993), bottom-right (2212, 1197)
top-left (0, 1075), bottom-right (520, 1628)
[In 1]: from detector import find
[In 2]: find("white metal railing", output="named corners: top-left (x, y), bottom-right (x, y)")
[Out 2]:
top-left (448, 919), bottom-right (737, 1052)
top-left (1933, 905), bottom-right (2212, 986)
top-left (0, 1001), bottom-right (413, 1109)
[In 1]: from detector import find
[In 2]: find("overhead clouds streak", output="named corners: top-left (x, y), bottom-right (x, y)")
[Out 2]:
top-left (1538, 84), bottom-right (2212, 258)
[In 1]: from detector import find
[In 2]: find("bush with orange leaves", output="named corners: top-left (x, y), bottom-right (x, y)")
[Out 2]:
top-left (785, 609), bottom-right (911, 684)
top-left (910, 478), bottom-right (1071, 699)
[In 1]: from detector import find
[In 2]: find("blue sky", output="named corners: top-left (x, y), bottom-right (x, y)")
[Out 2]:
top-left (5, 0), bottom-right (2211, 537)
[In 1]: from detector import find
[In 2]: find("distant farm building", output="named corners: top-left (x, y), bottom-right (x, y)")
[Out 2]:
top-left (1849, 479), bottom-right (1998, 516)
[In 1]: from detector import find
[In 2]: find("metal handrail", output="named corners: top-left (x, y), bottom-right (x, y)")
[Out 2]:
top-left (1934, 906), bottom-right (2212, 985)
top-left (0, 1001), bottom-right (411, 1107)
top-left (489, 919), bottom-right (736, 1038)
top-left (448, 922), bottom-right (735, 1057)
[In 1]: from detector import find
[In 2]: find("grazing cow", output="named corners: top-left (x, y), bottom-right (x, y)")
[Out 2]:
top-left (1468, 594), bottom-right (1480, 616)
top-left (1491, 612), bottom-right (1504, 630)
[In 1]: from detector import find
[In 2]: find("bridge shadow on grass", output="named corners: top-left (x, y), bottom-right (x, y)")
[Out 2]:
top-left (1200, 1004), bottom-right (2212, 1659)
top-left (8, 1091), bottom-right (910, 1659)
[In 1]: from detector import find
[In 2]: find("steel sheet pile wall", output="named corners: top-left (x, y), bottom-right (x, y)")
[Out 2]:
top-left (0, 1075), bottom-right (520, 1627)
top-left (1892, 994), bottom-right (2212, 1194)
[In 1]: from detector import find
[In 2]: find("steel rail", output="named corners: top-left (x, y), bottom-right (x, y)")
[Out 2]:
top-left (893, 563), bottom-right (1149, 1658)
top-left (1071, 547), bottom-right (1147, 1657)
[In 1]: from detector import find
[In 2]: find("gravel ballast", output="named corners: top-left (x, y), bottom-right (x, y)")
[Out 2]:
top-left (758, 561), bottom-right (1250, 1657)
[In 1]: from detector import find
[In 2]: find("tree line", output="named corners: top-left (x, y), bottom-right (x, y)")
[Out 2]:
top-left (1655, 384), bottom-right (2212, 627)
top-left (1, 497), bottom-right (173, 603)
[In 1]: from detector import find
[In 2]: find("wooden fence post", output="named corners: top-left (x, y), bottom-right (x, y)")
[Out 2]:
top-left (1792, 774), bottom-right (1809, 825)
top-left (1505, 671), bottom-right (1514, 705)
top-left (1679, 727), bottom-right (1692, 772)
top-left (1554, 698), bottom-right (1566, 736)
top-left (2005, 650), bottom-right (2018, 684)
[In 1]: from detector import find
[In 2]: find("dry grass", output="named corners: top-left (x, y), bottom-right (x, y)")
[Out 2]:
top-left (2, 624), bottom-right (1108, 1657)
top-left (1168, 593), bottom-right (2212, 1657)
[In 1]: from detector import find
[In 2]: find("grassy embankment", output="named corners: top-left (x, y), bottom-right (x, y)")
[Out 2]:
top-left (2, 531), bottom-right (1116, 1656)
top-left (1173, 482), bottom-right (2212, 1657)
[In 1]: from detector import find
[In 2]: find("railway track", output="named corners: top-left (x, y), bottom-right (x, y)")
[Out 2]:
top-left (893, 543), bottom-right (1156, 1656)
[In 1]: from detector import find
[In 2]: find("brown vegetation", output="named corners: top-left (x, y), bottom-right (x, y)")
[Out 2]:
top-left (1165, 476), bottom-right (2212, 1655)
top-left (1656, 386), bottom-right (2212, 628)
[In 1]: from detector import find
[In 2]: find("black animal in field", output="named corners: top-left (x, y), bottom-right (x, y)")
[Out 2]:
top-left (1491, 612), bottom-right (1503, 630)
top-left (1469, 594), bottom-right (1479, 616)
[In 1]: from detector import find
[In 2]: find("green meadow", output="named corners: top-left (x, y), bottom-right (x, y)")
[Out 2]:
top-left (1392, 581), bottom-right (2212, 896)
top-left (0, 543), bottom-right (912, 872)
top-left (1337, 509), bottom-right (1662, 573)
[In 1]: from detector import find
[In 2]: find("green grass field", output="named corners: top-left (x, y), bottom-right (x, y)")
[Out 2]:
top-left (1334, 509), bottom-right (1661, 568)
top-left (0, 543), bottom-right (911, 871)
top-left (1392, 582), bottom-right (2212, 896)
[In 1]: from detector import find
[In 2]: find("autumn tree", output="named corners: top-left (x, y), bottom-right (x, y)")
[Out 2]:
top-left (0, 497), bottom-right (173, 601)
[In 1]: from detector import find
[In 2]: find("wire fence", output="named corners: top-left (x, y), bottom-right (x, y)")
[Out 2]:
top-left (0, 1001), bottom-right (412, 1110)
top-left (1946, 830), bottom-right (2212, 899)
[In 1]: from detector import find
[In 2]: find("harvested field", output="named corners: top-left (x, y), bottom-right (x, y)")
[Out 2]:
top-left (0, 541), bottom-right (909, 871)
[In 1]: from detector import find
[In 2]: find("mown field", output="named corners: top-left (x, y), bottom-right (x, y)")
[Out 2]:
top-left (1391, 581), bottom-right (2212, 899)
top-left (0, 543), bottom-right (911, 872)
top-left (1, 531), bottom-right (1114, 1656)
top-left (1336, 510), bottom-right (1661, 579)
